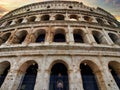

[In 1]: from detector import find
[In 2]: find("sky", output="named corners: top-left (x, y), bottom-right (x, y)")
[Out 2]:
top-left (0, 0), bottom-right (120, 21)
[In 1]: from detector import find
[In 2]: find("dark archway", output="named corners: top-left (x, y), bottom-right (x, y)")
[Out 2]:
top-left (36, 34), bottom-right (45, 43)
top-left (49, 63), bottom-right (69, 90)
top-left (80, 63), bottom-right (99, 90)
top-left (19, 63), bottom-right (38, 90)
top-left (109, 62), bottom-right (120, 88)
top-left (0, 62), bottom-right (10, 87)
top-left (54, 33), bottom-right (66, 42)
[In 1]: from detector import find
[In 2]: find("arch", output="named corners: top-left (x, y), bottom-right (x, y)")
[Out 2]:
top-left (55, 14), bottom-right (65, 20)
top-left (5, 21), bottom-right (12, 26)
top-left (108, 33), bottom-right (120, 45)
top-left (41, 15), bottom-right (50, 21)
top-left (13, 30), bottom-right (28, 44)
top-left (17, 60), bottom-right (38, 90)
top-left (28, 16), bottom-right (36, 22)
top-left (96, 18), bottom-right (104, 25)
top-left (92, 31), bottom-right (108, 44)
top-left (69, 15), bottom-right (78, 21)
top-left (84, 16), bottom-right (93, 22)
top-left (80, 60), bottom-right (106, 90)
top-left (16, 18), bottom-right (23, 24)
top-left (0, 61), bottom-right (10, 87)
top-left (49, 61), bottom-right (69, 90)
top-left (34, 29), bottom-right (46, 43)
top-left (53, 29), bottom-right (66, 42)
top-left (108, 61), bottom-right (120, 88)
top-left (0, 32), bottom-right (11, 44)
top-left (73, 29), bottom-right (85, 43)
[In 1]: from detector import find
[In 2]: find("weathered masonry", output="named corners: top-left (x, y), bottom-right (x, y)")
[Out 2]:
top-left (0, 0), bottom-right (120, 90)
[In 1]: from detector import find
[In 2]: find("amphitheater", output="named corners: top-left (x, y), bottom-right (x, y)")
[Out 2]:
top-left (0, 0), bottom-right (120, 90)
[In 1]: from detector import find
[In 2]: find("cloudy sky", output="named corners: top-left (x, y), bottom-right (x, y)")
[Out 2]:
top-left (0, 0), bottom-right (120, 21)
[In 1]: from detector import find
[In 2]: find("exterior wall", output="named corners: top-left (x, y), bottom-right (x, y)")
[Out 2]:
top-left (0, 55), bottom-right (120, 90)
top-left (0, 1), bottom-right (120, 90)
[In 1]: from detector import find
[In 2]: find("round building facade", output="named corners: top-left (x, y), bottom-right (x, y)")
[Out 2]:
top-left (0, 1), bottom-right (120, 90)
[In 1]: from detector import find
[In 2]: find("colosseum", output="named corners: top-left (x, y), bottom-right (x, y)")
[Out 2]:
top-left (0, 0), bottom-right (120, 90)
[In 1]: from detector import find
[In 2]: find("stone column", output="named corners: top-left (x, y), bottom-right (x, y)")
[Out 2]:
top-left (91, 16), bottom-right (97, 23)
top-left (69, 68), bottom-right (84, 90)
top-left (10, 19), bottom-right (16, 25)
top-left (66, 30), bottom-right (69, 44)
top-left (100, 58), bottom-right (119, 90)
top-left (79, 15), bottom-right (85, 22)
top-left (50, 14), bottom-right (55, 21)
top-left (22, 17), bottom-right (28, 23)
top-left (85, 27), bottom-right (97, 45)
top-left (35, 15), bottom-right (41, 22)
top-left (102, 29), bottom-right (114, 45)
top-left (0, 69), bottom-right (25, 90)
top-left (67, 25), bottom-right (74, 44)
top-left (6, 29), bottom-right (17, 45)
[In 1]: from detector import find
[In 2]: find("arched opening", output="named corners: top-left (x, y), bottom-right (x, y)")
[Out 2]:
top-left (18, 61), bottom-right (38, 90)
top-left (28, 16), bottom-right (36, 22)
top-left (92, 31), bottom-right (107, 44)
top-left (17, 18), bottom-right (23, 24)
top-left (108, 33), bottom-right (120, 45)
top-left (34, 29), bottom-right (46, 43)
top-left (84, 16), bottom-right (92, 22)
top-left (6, 21), bottom-right (12, 26)
top-left (69, 15), bottom-right (78, 21)
top-left (55, 14), bottom-right (65, 20)
top-left (13, 30), bottom-right (28, 44)
top-left (53, 29), bottom-right (66, 42)
top-left (0, 61), bottom-right (10, 87)
top-left (1, 32), bottom-right (11, 44)
top-left (109, 61), bottom-right (120, 88)
top-left (73, 29), bottom-right (84, 43)
top-left (80, 62), bottom-right (99, 90)
top-left (41, 15), bottom-right (50, 21)
top-left (96, 18), bottom-right (104, 25)
top-left (49, 63), bottom-right (69, 90)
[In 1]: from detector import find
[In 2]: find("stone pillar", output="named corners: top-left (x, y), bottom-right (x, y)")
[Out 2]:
top-left (34, 69), bottom-right (43, 90)
top-left (65, 13), bottom-right (69, 21)
top-left (68, 26), bottom-right (74, 44)
top-left (85, 27), bottom-right (97, 45)
top-left (92, 16), bottom-right (97, 23)
top-left (22, 17), bottom-right (28, 23)
top-left (79, 15), bottom-right (85, 22)
top-left (93, 70), bottom-right (108, 90)
top-left (0, 69), bottom-right (25, 90)
top-left (66, 30), bottom-right (69, 44)
top-left (69, 68), bottom-right (84, 90)
top-left (0, 21), bottom-right (7, 27)
top-left (100, 58), bottom-right (119, 90)
top-left (6, 29), bottom-right (17, 45)
top-left (102, 29), bottom-right (114, 45)
top-left (50, 14), bottom-right (55, 20)
top-left (10, 19), bottom-right (16, 25)
top-left (35, 15), bottom-right (41, 22)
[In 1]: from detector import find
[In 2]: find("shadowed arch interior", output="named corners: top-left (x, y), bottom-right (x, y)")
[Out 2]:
top-left (73, 29), bottom-right (84, 43)
top-left (49, 62), bottom-right (69, 90)
top-left (53, 29), bottom-right (66, 42)
top-left (34, 29), bottom-right (46, 43)
top-left (109, 61), bottom-right (120, 88)
top-left (0, 61), bottom-right (10, 87)
top-left (108, 33), bottom-right (120, 45)
top-left (1, 32), bottom-right (11, 44)
top-left (80, 60), bottom-right (106, 90)
top-left (13, 30), bottom-right (28, 44)
top-left (55, 14), bottom-right (65, 20)
top-left (18, 61), bottom-right (38, 90)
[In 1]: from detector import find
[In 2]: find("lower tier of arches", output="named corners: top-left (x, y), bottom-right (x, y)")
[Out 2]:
top-left (0, 55), bottom-right (120, 90)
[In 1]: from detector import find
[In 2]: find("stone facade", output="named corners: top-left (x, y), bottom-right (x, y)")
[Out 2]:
top-left (0, 1), bottom-right (120, 90)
